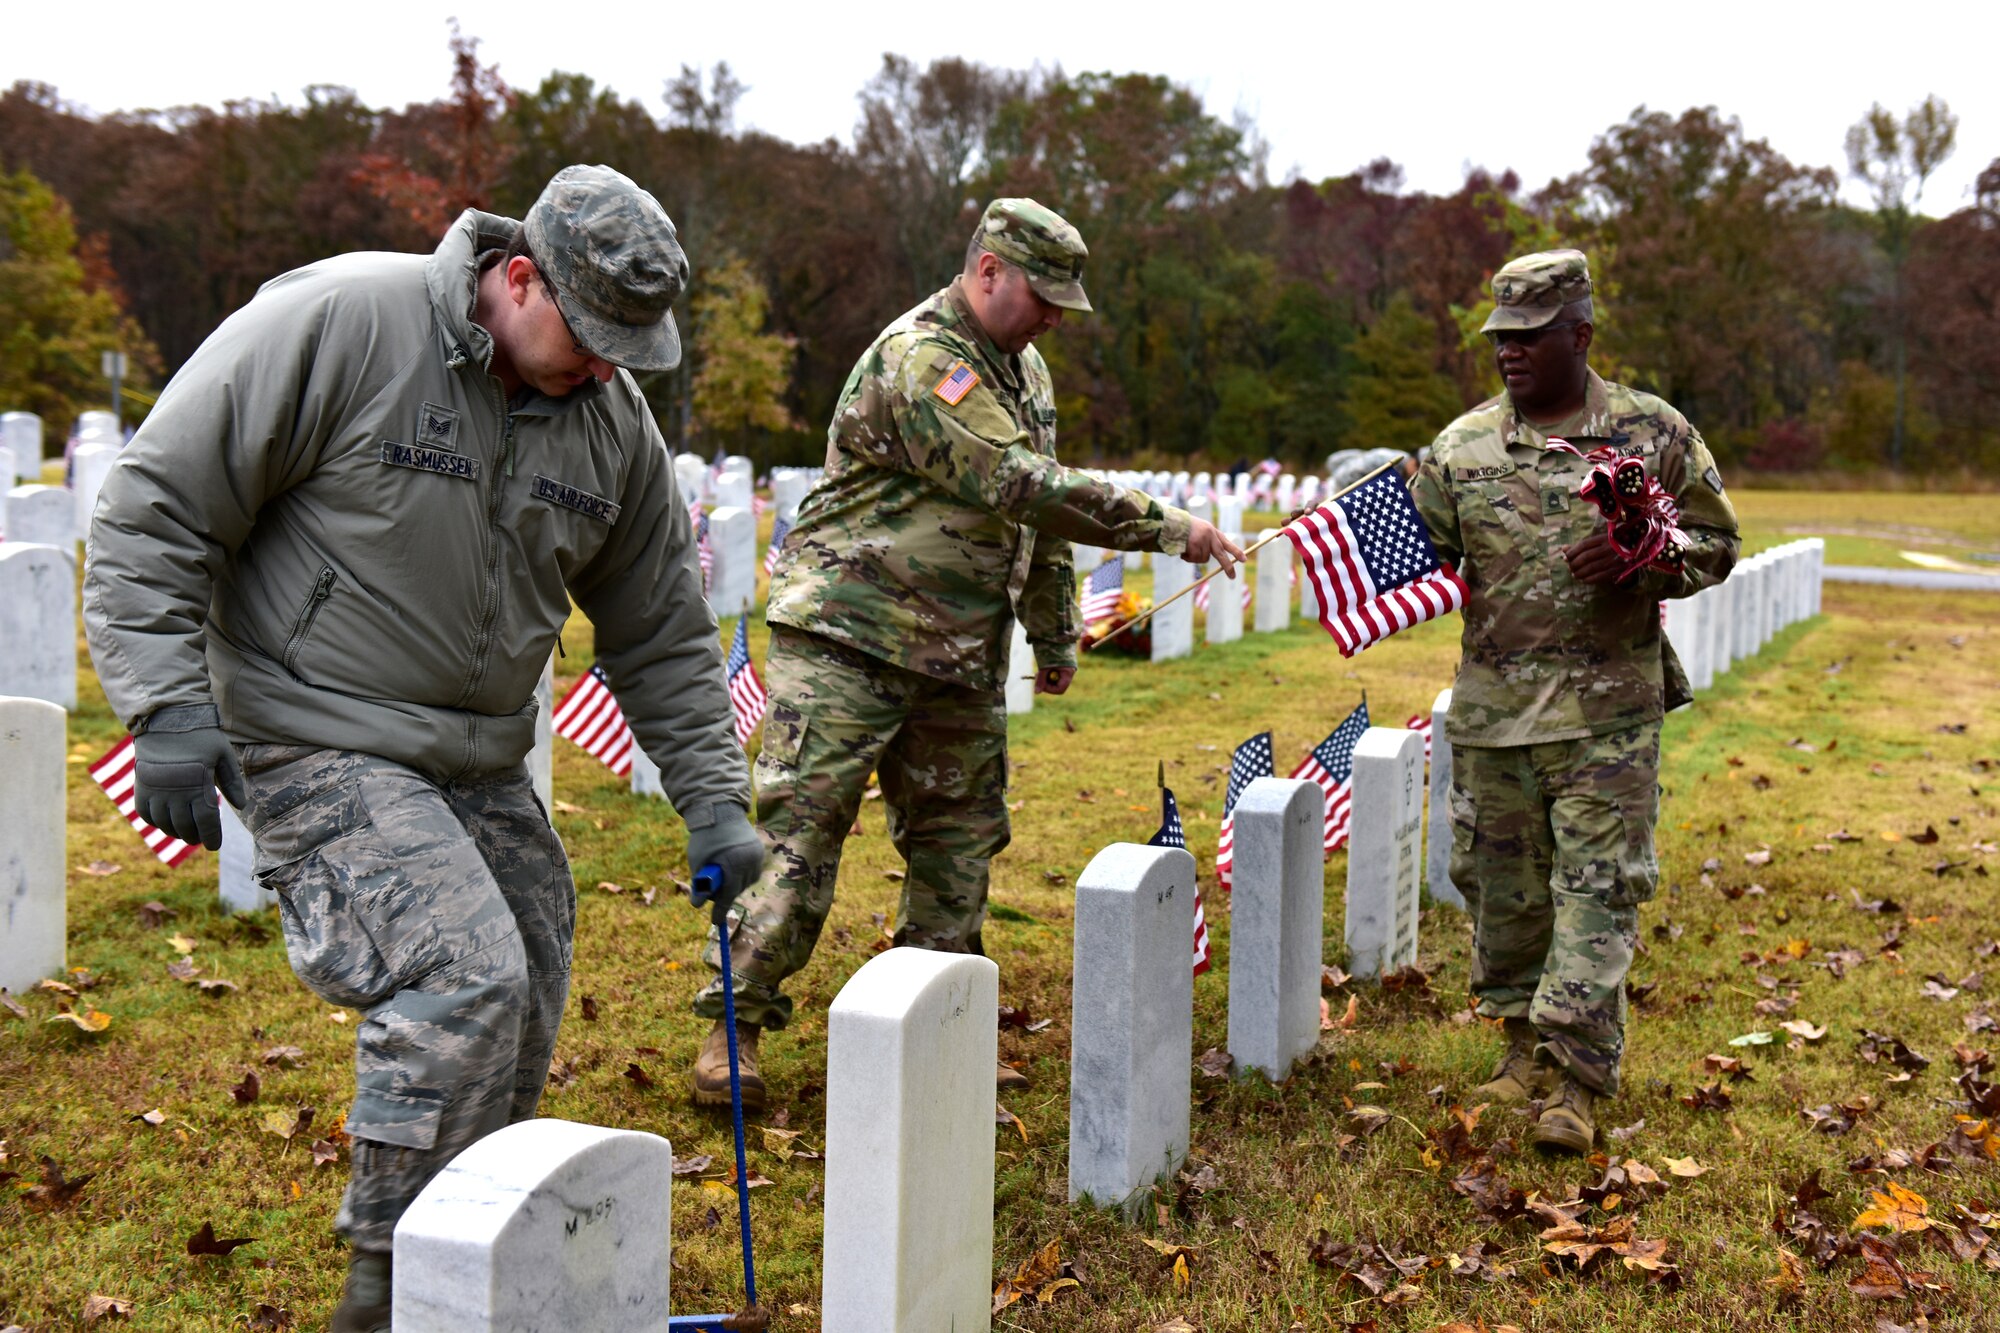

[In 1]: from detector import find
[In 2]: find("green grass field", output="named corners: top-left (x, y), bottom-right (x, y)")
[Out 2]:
top-left (3, 492), bottom-right (1998, 1331)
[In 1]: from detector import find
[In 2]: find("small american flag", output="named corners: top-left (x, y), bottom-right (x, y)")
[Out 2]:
top-left (1079, 557), bottom-right (1124, 626)
top-left (1406, 712), bottom-right (1433, 766)
top-left (1147, 783), bottom-right (1210, 977)
top-left (1289, 701), bottom-right (1370, 853)
top-left (552, 665), bottom-right (637, 776)
top-left (763, 514), bottom-right (792, 576)
top-left (1215, 731), bottom-right (1274, 893)
top-left (752, 493), bottom-right (768, 518)
top-left (725, 618), bottom-right (769, 746)
top-left (689, 500), bottom-right (712, 592)
top-left (89, 736), bottom-right (198, 866)
top-left (1193, 574), bottom-right (1253, 613)
top-left (1284, 465), bottom-right (1468, 657)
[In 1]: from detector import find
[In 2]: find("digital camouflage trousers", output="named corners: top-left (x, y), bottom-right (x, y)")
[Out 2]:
top-left (1448, 721), bottom-right (1660, 1096)
top-left (237, 745), bottom-right (574, 1252)
top-left (694, 626), bottom-right (1010, 1030)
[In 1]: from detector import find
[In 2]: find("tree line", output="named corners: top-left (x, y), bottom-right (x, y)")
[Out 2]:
top-left (2, 29), bottom-right (1995, 476)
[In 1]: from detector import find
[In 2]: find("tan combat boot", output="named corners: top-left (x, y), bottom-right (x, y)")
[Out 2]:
top-left (1532, 1073), bottom-right (1599, 1155)
top-left (997, 1060), bottom-right (1031, 1092)
top-left (1471, 1018), bottom-right (1553, 1104)
top-left (690, 1019), bottom-right (766, 1113)
top-left (330, 1250), bottom-right (391, 1333)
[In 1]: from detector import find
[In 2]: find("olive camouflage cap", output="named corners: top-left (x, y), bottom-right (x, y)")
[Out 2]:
top-left (1481, 248), bottom-right (1594, 333)
top-left (974, 198), bottom-right (1092, 313)
top-left (524, 164), bottom-right (688, 371)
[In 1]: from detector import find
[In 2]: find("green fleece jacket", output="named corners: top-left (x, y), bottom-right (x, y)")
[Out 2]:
top-left (83, 209), bottom-right (748, 814)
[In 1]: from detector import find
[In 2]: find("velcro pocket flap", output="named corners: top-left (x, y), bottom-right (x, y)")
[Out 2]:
top-left (344, 1085), bottom-right (447, 1151)
top-left (252, 785), bottom-right (371, 875)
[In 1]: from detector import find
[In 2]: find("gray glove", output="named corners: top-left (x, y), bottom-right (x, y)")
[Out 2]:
top-left (132, 704), bottom-right (247, 852)
top-left (684, 801), bottom-right (765, 913)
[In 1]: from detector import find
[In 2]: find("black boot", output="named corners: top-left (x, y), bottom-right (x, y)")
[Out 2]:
top-left (330, 1249), bottom-right (391, 1333)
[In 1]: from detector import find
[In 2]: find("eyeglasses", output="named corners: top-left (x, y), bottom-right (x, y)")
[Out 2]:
top-left (1485, 320), bottom-right (1581, 349)
top-left (540, 277), bottom-right (590, 358)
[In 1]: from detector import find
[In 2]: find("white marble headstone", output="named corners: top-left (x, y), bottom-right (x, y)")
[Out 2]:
top-left (1215, 494), bottom-right (1244, 539)
top-left (672, 454), bottom-right (706, 506)
top-left (822, 948), bottom-right (996, 1333)
top-left (1345, 728), bottom-right (1424, 978)
top-left (75, 411), bottom-right (120, 442)
top-left (393, 1118), bottom-right (674, 1332)
top-left (1070, 843), bottom-right (1194, 1214)
top-left (0, 413), bottom-right (41, 485)
top-left (530, 657), bottom-right (555, 814)
top-left (71, 443), bottom-right (118, 551)
top-left (712, 466), bottom-right (753, 513)
top-left (1151, 551), bottom-right (1193, 662)
top-left (1423, 690), bottom-right (1463, 912)
top-left (0, 544), bottom-right (77, 709)
top-left (769, 468), bottom-right (811, 519)
top-left (1205, 565), bottom-right (1244, 645)
top-left (1226, 776), bottom-right (1325, 1081)
top-left (0, 695), bottom-right (65, 993)
top-left (217, 798), bottom-right (272, 915)
top-left (1004, 619), bottom-right (1034, 716)
top-left (1252, 541), bottom-right (1291, 633)
top-left (6, 484), bottom-right (74, 552)
top-left (706, 506), bottom-right (755, 616)
top-left (630, 748), bottom-right (664, 801)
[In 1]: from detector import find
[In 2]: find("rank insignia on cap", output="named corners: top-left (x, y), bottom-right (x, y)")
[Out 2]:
top-left (933, 361), bottom-right (980, 406)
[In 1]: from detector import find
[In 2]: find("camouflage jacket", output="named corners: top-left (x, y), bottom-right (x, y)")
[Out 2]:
top-left (766, 279), bottom-right (1190, 690)
top-left (1410, 371), bottom-right (1739, 747)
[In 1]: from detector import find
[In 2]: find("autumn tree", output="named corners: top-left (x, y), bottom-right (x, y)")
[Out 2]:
top-left (1338, 294), bottom-right (1464, 453)
top-left (0, 167), bottom-right (160, 440)
top-left (1846, 95), bottom-right (1957, 469)
top-left (690, 254), bottom-right (800, 456)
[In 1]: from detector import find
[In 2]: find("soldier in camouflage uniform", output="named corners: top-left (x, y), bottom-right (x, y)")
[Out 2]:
top-left (689, 199), bottom-right (1244, 1107)
top-left (1409, 250), bottom-right (1738, 1154)
top-left (83, 166), bottom-right (763, 1330)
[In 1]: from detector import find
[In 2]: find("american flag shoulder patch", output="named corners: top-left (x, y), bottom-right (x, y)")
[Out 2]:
top-left (932, 361), bottom-right (980, 406)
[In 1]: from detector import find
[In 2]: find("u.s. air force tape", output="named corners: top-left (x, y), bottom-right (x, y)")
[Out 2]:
top-left (380, 440), bottom-right (480, 479)
top-left (531, 474), bottom-right (621, 525)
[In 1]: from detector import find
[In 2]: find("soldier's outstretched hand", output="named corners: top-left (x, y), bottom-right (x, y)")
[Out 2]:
top-left (1562, 531), bottom-right (1627, 586)
top-left (1184, 519), bottom-right (1246, 577)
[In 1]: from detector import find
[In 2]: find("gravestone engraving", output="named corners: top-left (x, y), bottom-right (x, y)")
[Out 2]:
top-left (1069, 843), bottom-right (1195, 1214)
top-left (822, 948), bottom-right (997, 1333)
top-left (705, 506), bottom-right (754, 616)
top-left (0, 695), bottom-right (65, 993)
top-left (1226, 777), bottom-right (1325, 1081)
top-left (0, 544), bottom-right (76, 709)
top-left (1346, 728), bottom-right (1425, 978)
top-left (1151, 551), bottom-right (1193, 662)
top-left (1424, 690), bottom-right (1464, 912)
top-left (393, 1118), bottom-right (674, 1332)
top-left (0, 412), bottom-right (41, 485)
top-left (1004, 619), bottom-right (1034, 716)
top-left (6, 484), bottom-right (74, 552)
top-left (1253, 541), bottom-right (1291, 633)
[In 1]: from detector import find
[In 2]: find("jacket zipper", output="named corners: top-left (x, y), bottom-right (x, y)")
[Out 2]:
top-left (449, 398), bottom-right (517, 772)
top-left (283, 566), bottom-right (336, 674)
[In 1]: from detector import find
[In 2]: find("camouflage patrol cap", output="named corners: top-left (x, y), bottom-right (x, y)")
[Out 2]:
top-left (1480, 249), bottom-right (1594, 333)
top-left (523, 164), bottom-right (689, 371)
top-left (974, 198), bottom-right (1092, 313)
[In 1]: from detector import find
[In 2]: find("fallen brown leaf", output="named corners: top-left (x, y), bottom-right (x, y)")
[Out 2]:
top-left (185, 1221), bottom-right (257, 1257)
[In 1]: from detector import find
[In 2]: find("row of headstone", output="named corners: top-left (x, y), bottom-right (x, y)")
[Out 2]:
top-left (1663, 539), bottom-right (1824, 693)
top-left (1079, 466), bottom-right (1338, 518)
top-left (392, 946), bottom-right (997, 1332)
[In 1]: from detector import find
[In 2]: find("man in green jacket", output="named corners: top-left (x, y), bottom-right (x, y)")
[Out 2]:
top-left (84, 165), bottom-right (763, 1330)
top-left (1409, 249), bottom-right (1738, 1154)
top-left (689, 198), bottom-right (1243, 1107)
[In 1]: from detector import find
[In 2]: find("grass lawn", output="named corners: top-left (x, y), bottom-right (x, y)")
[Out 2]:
top-left (4, 503), bottom-right (1998, 1331)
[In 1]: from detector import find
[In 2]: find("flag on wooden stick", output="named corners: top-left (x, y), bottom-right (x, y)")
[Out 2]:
top-left (1284, 466), bottom-right (1467, 657)
top-left (1215, 731), bottom-right (1274, 893)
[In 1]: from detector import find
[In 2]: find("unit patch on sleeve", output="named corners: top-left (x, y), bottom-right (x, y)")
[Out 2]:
top-left (380, 440), bottom-right (480, 480)
top-left (531, 474), bottom-right (621, 525)
top-left (416, 402), bottom-right (460, 451)
top-left (932, 360), bottom-right (981, 406)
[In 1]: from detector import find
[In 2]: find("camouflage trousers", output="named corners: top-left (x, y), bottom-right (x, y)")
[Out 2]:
top-left (237, 745), bottom-right (574, 1252)
top-left (693, 626), bottom-right (1009, 1030)
top-left (1447, 722), bottom-right (1660, 1096)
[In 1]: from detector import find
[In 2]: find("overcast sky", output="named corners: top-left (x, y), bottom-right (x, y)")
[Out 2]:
top-left (10, 2), bottom-right (1993, 215)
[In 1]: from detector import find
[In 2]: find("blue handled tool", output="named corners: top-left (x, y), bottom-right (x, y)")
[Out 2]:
top-left (667, 865), bottom-right (768, 1332)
